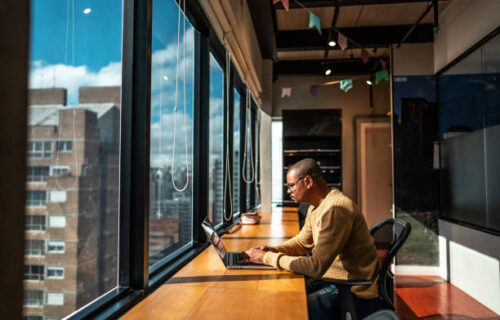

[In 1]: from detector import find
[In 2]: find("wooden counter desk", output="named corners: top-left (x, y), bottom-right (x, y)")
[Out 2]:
top-left (121, 208), bottom-right (308, 320)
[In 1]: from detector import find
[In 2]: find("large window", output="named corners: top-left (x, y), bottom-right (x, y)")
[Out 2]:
top-left (208, 53), bottom-right (225, 227)
top-left (233, 89), bottom-right (241, 215)
top-left (26, 0), bottom-right (123, 318)
top-left (271, 120), bottom-right (283, 203)
top-left (149, 0), bottom-right (195, 266)
top-left (439, 30), bottom-right (500, 234)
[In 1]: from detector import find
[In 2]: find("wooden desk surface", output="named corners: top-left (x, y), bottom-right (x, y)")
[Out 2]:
top-left (121, 208), bottom-right (308, 320)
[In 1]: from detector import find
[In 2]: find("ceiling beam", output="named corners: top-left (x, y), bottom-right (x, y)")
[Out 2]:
top-left (275, 0), bottom-right (445, 10)
top-left (247, 0), bottom-right (278, 61)
top-left (276, 24), bottom-right (433, 51)
top-left (274, 58), bottom-right (386, 76)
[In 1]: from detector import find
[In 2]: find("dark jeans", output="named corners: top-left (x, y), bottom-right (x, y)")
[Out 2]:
top-left (306, 277), bottom-right (384, 320)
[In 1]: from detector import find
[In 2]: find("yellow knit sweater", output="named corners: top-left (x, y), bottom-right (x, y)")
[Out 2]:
top-left (263, 189), bottom-right (380, 299)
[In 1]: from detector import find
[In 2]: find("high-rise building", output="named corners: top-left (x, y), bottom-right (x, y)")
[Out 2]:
top-left (24, 87), bottom-right (120, 320)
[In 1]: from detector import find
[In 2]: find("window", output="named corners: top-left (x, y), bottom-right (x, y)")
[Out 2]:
top-left (27, 166), bottom-right (49, 183)
top-left (208, 53), bottom-right (225, 227)
top-left (24, 316), bottom-right (43, 320)
top-left (26, 191), bottom-right (47, 207)
top-left (28, 141), bottom-right (52, 158)
top-left (25, 0), bottom-right (123, 318)
top-left (46, 267), bottom-right (64, 279)
top-left (46, 292), bottom-right (64, 306)
top-left (25, 240), bottom-right (45, 256)
top-left (25, 265), bottom-right (45, 281)
top-left (48, 216), bottom-right (66, 228)
top-left (148, 0), bottom-right (195, 267)
top-left (271, 121), bottom-right (283, 203)
top-left (233, 89), bottom-right (241, 215)
top-left (50, 165), bottom-right (70, 176)
top-left (26, 215), bottom-right (46, 232)
top-left (49, 190), bottom-right (67, 203)
top-left (56, 141), bottom-right (72, 152)
top-left (24, 290), bottom-right (44, 307)
top-left (46, 241), bottom-right (65, 254)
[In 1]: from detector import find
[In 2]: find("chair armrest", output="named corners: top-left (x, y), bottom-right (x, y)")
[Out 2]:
top-left (329, 279), bottom-right (373, 286)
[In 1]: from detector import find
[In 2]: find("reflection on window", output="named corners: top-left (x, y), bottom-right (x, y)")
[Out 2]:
top-left (208, 54), bottom-right (224, 227)
top-left (25, 0), bottom-right (122, 318)
top-left (24, 290), bottom-right (44, 307)
top-left (25, 265), bottom-right (45, 281)
top-left (149, 0), bottom-right (194, 266)
top-left (233, 90), bottom-right (241, 215)
top-left (28, 141), bottom-right (52, 158)
top-left (271, 121), bottom-right (283, 202)
top-left (56, 141), bottom-right (72, 152)
top-left (26, 215), bottom-right (46, 232)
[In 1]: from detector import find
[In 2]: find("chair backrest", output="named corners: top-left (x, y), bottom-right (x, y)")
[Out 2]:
top-left (370, 219), bottom-right (411, 310)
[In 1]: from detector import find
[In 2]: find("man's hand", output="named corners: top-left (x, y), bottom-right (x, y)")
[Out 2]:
top-left (243, 247), bottom-right (267, 264)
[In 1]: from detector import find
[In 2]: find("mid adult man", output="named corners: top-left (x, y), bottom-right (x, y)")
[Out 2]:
top-left (244, 158), bottom-right (382, 319)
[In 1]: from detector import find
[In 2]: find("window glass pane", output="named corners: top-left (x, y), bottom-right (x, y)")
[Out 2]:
top-left (208, 54), bottom-right (225, 227)
top-left (25, 1), bottom-right (122, 318)
top-left (149, 0), bottom-right (194, 266)
top-left (271, 121), bottom-right (283, 203)
top-left (245, 104), bottom-right (253, 210)
top-left (233, 89), bottom-right (240, 215)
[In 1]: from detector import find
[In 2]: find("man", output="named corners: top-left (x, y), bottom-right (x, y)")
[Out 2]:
top-left (244, 158), bottom-right (382, 319)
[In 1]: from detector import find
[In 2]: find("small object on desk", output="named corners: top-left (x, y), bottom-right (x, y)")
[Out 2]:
top-left (241, 211), bottom-right (261, 225)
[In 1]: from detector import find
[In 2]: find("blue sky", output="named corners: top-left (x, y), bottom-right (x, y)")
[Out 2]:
top-left (31, 0), bottom-right (123, 71)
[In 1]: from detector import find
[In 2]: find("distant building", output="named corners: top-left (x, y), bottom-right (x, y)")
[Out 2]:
top-left (24, 87), bottom-right (120, 319)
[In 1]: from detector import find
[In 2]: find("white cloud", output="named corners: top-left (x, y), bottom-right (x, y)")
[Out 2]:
top-left (29, 61), bottom-right (121, 105)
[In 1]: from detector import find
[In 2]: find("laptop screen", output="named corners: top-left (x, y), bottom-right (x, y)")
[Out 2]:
top-left (202, 219), bottom-right (227, 259)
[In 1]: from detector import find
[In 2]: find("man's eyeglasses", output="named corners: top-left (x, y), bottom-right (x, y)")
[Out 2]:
top-left (286, 176), bottom-right (306, 191)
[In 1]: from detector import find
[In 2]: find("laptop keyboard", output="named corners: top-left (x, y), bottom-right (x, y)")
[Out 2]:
top-left (227, 252), bottom-right (262, 266)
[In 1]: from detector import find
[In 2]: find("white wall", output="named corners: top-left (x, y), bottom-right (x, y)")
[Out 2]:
top-left (393, 43), bottom-right (434, 76)
top-left (439, 219), bottom-right (500, 314)
top-left (434, 0), bottom-right (500, 72)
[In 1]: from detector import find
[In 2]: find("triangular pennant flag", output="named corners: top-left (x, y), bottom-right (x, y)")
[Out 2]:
top-left (379, 58), bottom-right (387, 70)
top-left (310, 84), bottom-right (320, 96)
top-left (361, 49), bottom-right (370, 64)
top-left (308, 12), bottom-right (322, 35)
top-left (272, 0), bottom-right (289, 12)
top-left (338, 32), bottom-right (348, 51)
top-left (340, 79), bottom-right (353, 92)
top-left (281, 87), bottom-right (291, 98)
top-left (375, 70), bottom-right (389, 84)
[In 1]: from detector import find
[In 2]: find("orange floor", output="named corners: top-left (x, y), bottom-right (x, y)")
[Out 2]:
top-left (395, 275), bottom-right (499, 320)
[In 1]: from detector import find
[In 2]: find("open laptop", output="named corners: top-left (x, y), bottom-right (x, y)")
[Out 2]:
top-left (201, 219), bottom-right (274, 269)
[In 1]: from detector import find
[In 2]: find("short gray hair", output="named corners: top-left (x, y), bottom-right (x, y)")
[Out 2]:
top-left (288, 158), bottom-right (323, 181)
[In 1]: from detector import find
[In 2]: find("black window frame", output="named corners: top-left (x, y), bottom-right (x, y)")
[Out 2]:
top-left (40, 0), bottom-right (257, 318)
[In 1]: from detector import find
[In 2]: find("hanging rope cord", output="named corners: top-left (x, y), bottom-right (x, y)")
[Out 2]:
top-left (242, 88), bottom-right (255, 184)
top-left (223, 53), bottom-right (233, 221)
top-left (171, 0), bottom-right (190, 192)
top-left (55, 0), bottom-right (78, 190)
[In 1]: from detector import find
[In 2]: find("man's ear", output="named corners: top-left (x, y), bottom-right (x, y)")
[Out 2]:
top-left (305, 175), bottom-right (313, 189)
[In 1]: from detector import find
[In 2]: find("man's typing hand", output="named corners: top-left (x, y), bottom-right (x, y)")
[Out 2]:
top-left (244, 247), bottom-right (267, 264)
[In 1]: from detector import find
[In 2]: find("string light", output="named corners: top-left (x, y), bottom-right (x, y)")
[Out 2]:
top-left (328, 40), bottom-right (336, 47)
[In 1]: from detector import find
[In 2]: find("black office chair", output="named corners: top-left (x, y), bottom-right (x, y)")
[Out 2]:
top-left (331, 218), bottom-right (412, 320)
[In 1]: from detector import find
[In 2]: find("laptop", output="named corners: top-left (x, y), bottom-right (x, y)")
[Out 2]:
top-left (201, 219), bottom-right (274, 270)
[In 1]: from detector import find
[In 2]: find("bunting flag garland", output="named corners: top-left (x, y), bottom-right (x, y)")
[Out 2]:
top-left (379, 58), bottom-right (387, 70)
top-left (281, 87), bottom-right (292, 98)
top-left (273, 0), bottom-right (289, 12)
top-left (340, 79), bottom-right (353, 92)
top-left (375, 70), bottom-right (389, 84)
top-left (310, 84), bottom-right (320, 96)
top-left (308, 12), bottom-right (322, 35)
top-left (361, 49), bottom-right (370, 64)
top-left (338, 32), bottom-right (348, 51)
